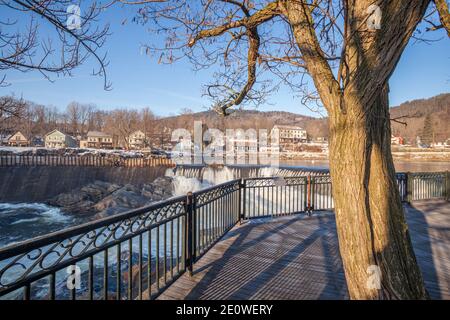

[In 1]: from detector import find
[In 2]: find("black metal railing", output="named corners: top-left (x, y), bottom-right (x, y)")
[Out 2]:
top-left (396, 173), bottom-right (408, 202)
top-left (0, 179), bottom-right (243, 300)
top-left (406, 172), bottom-right (448, 201)
top-left (192, 180), bottom-right (241, 261)
top-left (0, 171), bottom-right (448, 300)
top-left (242, 176), bottom-right (307, 219)
top-left (0, 196), bottom-right (187, 300)
top-left (311, 175), bottom-right (334, 211)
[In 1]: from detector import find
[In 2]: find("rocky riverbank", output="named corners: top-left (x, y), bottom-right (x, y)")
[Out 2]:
top-left (47, 177), bottom-right (174, 219)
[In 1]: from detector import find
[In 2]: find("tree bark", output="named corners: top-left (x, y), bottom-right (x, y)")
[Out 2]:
top-left (328, 84), bottom-right (428, 299)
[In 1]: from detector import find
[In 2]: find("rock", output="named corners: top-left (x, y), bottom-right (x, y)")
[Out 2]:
top-left (146, 176), bottom-right (173, 200)
top-left (94, 187), bottom-right (148, 213)
top-left (47, 180), bottom-right (121, 214)
top-left (140, 184), bottom-right (155, 198)
top-left (48, 176), bottom-right (175, 218)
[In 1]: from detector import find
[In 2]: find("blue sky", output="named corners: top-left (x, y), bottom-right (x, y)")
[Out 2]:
top-left (1, 5), bottom-right (449, 118)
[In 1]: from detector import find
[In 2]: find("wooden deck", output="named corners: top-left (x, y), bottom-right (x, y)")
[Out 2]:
top-left (158, 201), bottom-right (450, 300)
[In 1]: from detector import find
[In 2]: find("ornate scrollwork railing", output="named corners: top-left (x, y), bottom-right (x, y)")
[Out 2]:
top-left (0, 196), bottom-right (186, 300)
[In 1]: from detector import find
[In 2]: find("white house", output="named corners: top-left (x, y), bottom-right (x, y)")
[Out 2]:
top-left (128, 130), bottom-right (148, 150)
top-left (226, 131), bottom-right (258, 154)
top-left (45, 129), bottom-right (77, 148)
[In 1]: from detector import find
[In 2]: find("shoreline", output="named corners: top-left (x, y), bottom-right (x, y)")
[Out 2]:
top-left (280, 152), bottom-right (450, 162)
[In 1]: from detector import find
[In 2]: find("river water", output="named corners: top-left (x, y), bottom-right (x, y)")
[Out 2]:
top-left (280, 160), bottom-right (450, 172)
top-left (0, 203), bottom-right (78, 248)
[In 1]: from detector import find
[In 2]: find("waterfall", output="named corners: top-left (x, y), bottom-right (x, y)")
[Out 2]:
top-left (165, 165), bottom-right (329, 195)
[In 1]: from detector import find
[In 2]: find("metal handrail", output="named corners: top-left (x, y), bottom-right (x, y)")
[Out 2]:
top-left (0, 195), bottom-right (186, 260)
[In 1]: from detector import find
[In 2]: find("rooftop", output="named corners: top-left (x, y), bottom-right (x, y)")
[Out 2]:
top-left (87, 131), bottom-right (112, 137)
top-left (273, 125), bottom-right (306, 130)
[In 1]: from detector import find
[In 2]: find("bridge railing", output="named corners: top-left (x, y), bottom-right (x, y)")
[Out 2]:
top-left (191, 180), bottom-right (241, 261)
top-left (0, 171), bottom-right (448, 300)
top-left (407, 172), bottom-right (448, 201)
top-left (241, 172), bottom-right (448, 217)
top-left (0, 179), bottom-right (242, 300)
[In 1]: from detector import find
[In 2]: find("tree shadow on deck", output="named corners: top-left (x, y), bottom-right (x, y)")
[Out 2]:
top-left (316, 215), bottom-right (348, 299)
top-left (185, 213), bottom-right (348, 300)
top-left (404, 201), bottom-right (450, 299)
top-left (178, 202), bottom-right (448, 300)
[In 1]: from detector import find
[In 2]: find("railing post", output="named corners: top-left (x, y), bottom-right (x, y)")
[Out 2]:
top-left (446, 171), bottom-right (450, 202)
top-left (185, 192), bottom-right (195, 276)
top-left (240, 179), bottom-right (245, 222)
top-left (303, 176), bottom-right (308, 212)
top-left (406, 172), bottom-right (412, 204)
top-left (306, 175), bottom-right (312, 215)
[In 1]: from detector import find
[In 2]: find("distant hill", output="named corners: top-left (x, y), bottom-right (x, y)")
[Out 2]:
top-left (156, 93), bottom-right (450, 143)
top-left (389, 93), bottom-right (450, 143)
top-left (156, 109), bottom-right (329, 139)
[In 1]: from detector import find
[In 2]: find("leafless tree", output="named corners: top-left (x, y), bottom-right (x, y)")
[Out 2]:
top-left (104, 108), bottom-right (140, 149)
top-left (79, 103), bottom-right (95, 136)
top-left (0, 0), bottom-right (113, 88)
top-left (0, 95), bottom-right (27, 135)
top-left (66, 101), bottom-right (81, 135)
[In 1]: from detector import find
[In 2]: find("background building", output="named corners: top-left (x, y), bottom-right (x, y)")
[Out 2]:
top-left (391, 135), bottom-right (405, 145)
top-left (128, 130), bottom-right (148, 150)
top-left (83, 131), bottom-right (114, 149)
top-left (272, 125), bottom-right (307, 151)
top-left (7, 131), bottom-right (29, 147)
top-left (45, 129), bottom-right (77, 148)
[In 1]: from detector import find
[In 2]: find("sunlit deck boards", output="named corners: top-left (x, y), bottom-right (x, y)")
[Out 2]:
top-left (158, 200), bottom-right (450, 300)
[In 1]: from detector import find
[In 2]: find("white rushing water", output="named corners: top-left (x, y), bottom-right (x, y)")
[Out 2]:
top-left (165, 165), bottom-right (327, 196)
top-left (165, 166), bottom-right (238, 195)
top-left (0, 203), bottom-right (74, 247)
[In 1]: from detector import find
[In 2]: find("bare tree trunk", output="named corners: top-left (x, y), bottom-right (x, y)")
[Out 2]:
top-left (328, 84), bottom-right (428, 299)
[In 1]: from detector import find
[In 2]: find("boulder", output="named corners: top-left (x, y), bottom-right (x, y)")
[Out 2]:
top-left (146, 176), bottom-right (173, 200)
top-left (47, 180), bottom-right (121, 214)
top-left (94, 186), bottom-right (147, 212)
top-left (48, 176), bottom-right (175, 218)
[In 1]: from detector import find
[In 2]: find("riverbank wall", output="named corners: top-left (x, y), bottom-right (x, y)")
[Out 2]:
top-left (0, 166), bottom-right (168, 202)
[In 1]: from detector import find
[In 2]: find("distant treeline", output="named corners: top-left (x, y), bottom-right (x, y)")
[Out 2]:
top-left (1, 93), bottom-right (449, 146)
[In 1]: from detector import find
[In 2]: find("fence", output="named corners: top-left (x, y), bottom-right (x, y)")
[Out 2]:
top-left (407, 172), bottom-right (448, 201)
top-left (0, 155), bottom-right (174, 168)
top-left (0, 171), bottom-right (448, 300)
top-left (242, 177), bottom-right (307, 219)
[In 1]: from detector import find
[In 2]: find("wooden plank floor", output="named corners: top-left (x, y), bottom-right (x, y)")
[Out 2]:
top-left (158, 200), bottom-right (450, 300)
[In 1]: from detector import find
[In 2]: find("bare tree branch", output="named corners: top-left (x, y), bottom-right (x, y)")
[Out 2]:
top-left (0, 0), bottom-right (110, 89)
